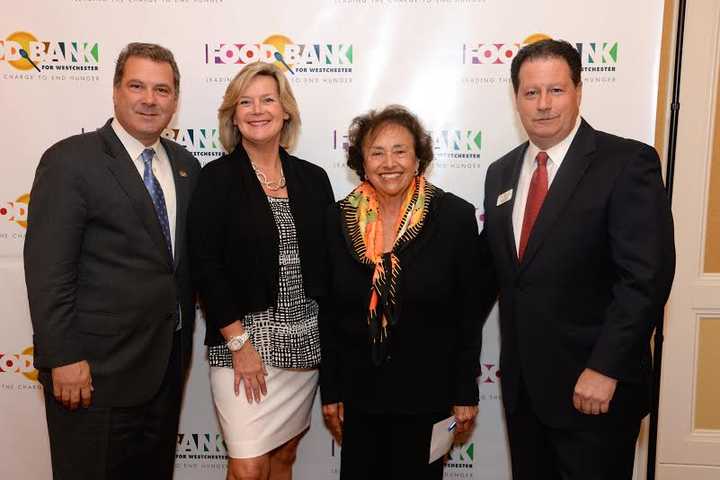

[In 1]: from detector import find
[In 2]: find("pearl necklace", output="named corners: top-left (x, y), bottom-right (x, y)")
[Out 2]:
top-left (251, 161), bottom-right (286, 191)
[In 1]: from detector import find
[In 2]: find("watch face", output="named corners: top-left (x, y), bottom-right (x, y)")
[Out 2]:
top-left (227, 333), bottom-right (248, 351)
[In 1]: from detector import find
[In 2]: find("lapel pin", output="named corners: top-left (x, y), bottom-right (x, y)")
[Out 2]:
top-left (179, 170), bottom-right (188, 177)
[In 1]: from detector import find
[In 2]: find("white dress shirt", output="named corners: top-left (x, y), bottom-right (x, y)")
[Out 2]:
top-left (512, 115), bottom-right (582, 254)
top-left (111, 119), bottom-right (177, 256)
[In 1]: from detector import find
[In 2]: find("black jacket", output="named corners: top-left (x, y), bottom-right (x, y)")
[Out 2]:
top-left (319, 191), bottom-right (493, 414)
top-left (481, 119), bottom-right (675, 428)
top-left (188, 144), bottom-right (334, 346)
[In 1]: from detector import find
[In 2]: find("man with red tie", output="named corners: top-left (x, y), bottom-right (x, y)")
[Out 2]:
top-left (480, 39), bottom-right (675, 479)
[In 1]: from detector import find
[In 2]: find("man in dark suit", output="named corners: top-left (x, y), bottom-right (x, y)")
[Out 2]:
top-left (24, 42), bottom-right (200, 479)
top-left (481, 39), bottom-right (675, 479)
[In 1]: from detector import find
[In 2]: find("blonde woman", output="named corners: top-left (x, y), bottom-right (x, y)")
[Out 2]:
top-left (188, 62), bottom-right (334, 480)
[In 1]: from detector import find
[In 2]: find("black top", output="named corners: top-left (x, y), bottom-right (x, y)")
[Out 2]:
top-left (481, 119), bottom-right (675, 428)
top-left (188, 144), bottom-right (334, 347)
top-left (207, 196), bottom-right (321, 369)
top-left (319, 191), bottom-right (494, 414)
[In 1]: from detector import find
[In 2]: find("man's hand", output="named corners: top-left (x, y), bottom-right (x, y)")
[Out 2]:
top-left (52, 360), bottom-right (93, 410)
top-left (322, 402), bottom-right (344, 445)
top-left (573, 368), bottom-right (617, 415)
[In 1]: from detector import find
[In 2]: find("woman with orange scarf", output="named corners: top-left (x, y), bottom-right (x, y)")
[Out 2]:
top-left (319, 105), bottom-right (493, 479)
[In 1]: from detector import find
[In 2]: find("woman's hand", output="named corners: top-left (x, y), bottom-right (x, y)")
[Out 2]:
top-left (231, 342), bottom-right (267, 403)
top-left (452, 405), bottom-right (478, 435)
top-left (322, 402), bottom-right (344, 445)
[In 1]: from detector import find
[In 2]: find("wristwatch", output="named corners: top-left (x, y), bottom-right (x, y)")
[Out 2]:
top-left (226, 331), bottom-right (250, 352)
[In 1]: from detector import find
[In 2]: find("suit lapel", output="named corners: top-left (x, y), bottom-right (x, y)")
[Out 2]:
top-left (230, 146), bottom-right (280, 287)
top-left (519, 120), bottom-right (596, 271)
top-left (162, 138), bottom-right (189, 270)
top-left (498, 143), bottom-right (527, 270)
top-left (98, 121), bottom-right (173, 268)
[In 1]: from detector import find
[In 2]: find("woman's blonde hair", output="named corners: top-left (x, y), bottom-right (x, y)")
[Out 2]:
top-left (218, 62), bottom-right (301, 152)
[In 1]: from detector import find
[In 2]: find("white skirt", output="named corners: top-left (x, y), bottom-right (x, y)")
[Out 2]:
top-left (210, 365), bottom-right (319, 459)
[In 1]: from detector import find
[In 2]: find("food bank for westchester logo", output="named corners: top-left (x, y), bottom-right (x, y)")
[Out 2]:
top-left (0, 347), bottom-right (38, 382)
top-left (204, 34), bottom-right (353, 75)
top-left (0, 194), bottom-right (29, 229)
top-left (0, 31), bottom-right (99, 73)
top-left (463, 33), bottom-right (618, 70)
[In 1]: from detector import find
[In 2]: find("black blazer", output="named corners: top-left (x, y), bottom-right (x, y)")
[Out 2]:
top-left (481, 119), bottom-right (675, 428)
top-left (188, 145), bottom-right (334, 346)
top-left (24, 119), bottom-right (200, 407)
top-left (319, 191), bottom-right (493, 414)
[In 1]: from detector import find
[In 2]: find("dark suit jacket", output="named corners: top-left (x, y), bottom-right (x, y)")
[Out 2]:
top-left (481, 119), bottom-right (675, 428)
top-left (24, 119), bottom-right (200, 407)
top-left (188, 144), bottom-right (334, 347)
top-left (319, 191), bottom-right (491, 414)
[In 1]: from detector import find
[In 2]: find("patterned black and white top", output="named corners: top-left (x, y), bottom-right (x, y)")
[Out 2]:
top-left (208, 196), bottom-right (321, 369)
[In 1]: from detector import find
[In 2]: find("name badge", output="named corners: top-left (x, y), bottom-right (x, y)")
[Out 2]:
top-left (496, 189), bottom-right (513, 206)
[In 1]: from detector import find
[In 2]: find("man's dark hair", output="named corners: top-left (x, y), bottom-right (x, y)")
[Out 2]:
top-left (510, 39), bottom-right (582, 93)
top-left (113, 42), bottom-right (180, 95)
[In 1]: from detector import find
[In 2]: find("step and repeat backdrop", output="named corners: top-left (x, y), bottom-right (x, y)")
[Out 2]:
top-left (0, 1), bottom-right (664, 478)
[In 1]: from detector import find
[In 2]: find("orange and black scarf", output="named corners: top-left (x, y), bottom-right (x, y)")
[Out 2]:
top-left (339, 176), bottom-right (439, 365)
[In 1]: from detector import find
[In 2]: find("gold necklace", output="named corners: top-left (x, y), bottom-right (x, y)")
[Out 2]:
top-left (251, 161), bottom-right (286, 191)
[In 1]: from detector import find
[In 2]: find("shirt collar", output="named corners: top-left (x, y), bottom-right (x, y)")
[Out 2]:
top-left (111, 118), bottom-right (163, 162)
top-left (526, 114), bottom-right (582, 168)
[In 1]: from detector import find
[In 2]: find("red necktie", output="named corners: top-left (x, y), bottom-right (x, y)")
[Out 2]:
top-left (518, 151), bottom-right (549, 261)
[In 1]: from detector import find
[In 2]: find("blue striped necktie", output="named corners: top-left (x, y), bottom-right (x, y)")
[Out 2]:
top-left (141, 148), bottom-right (172, 257)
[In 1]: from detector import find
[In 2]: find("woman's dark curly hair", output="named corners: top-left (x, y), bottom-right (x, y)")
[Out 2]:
top-left (346, 105), bottom-right (434, 180)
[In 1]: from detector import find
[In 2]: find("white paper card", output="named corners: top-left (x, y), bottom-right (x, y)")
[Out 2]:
top-left (428, 415), bottom-right (455, 464)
